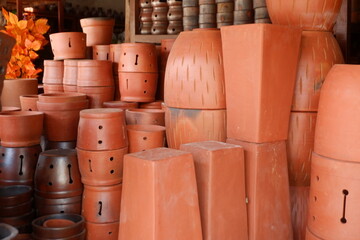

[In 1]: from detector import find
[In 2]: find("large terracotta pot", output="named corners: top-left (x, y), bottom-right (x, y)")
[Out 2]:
top-left (266, 0), bottom-right (343, 31)
top-left (43, 60), bottom-right (64, 85)
top-left (19, 95), bottom-right (39, 111)
top-left (1, 79), bottom-right (38, 108)
top-left (80, 18), bottom-right (115, 47)
top-left (103, 101), bottom-right (138, 110)
top-left (49, 32), bottom-right (87, 60)
top-left (126, 109), bottom-right (165, 126)
top-left (127, 125), bottom-right (166, 153)
top-left (221, 24), bottom-right (301, 143)
top-left (85, 221), bottom-right (119, 240)
top-left (63, 60), bottom-right (79, 87)
top-left (77, 60), bottom-right (114, 87)
top-left (0, 185), bottom-right (32, 207)
top-left (77, 86), bottom-right (114, 108)
top-left (164, 29), bottom-right (225, 109)
top-left (35, 195), bottom-right (82, 217)
top-left (93, 45), bottom-right (110, 61)
top-left (0, 223), bottom-right (18, 239)
top-left (291, 186), bottom-right (309, 240)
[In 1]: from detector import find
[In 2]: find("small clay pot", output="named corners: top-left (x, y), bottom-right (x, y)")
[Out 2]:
top-left (1, 106), bottom-right (21, 112)
top-left (2, 79), bottom-right (38, 108)
top-left (63, 60), bottom-right (79, 86)
top-left (0, 185), bottom-right (32, 207)
top-left (34, 149), bottom-right (83, 199)
top-left (63, 85), bottom-right (78, 93)
top-left (35, 195), bottom-right (82, 217)
top-left (20, 95), bottom-right (39, 111)
top-left (80, 18), bottom-right (115, 47)
top-left (152, 9), bottom-right (168, 22)
top-left (77, 60), bottom-right (114, 87)
top-left (217, 2), bottom-right (234, 12)
top-left (92, 45), bottom-right (110, 61)
top-left (109, 44), bottom-right (122, 75)
top-left (167, 21), bottom-right (183, 34)
top-left (43, 60), bottom-right (64, 85)
top-left (77, 108), bottom-right (128, 151)
top-left (140, 8), bottom-right (153, 22)
top-left (127, 125), bottom-right (166, 153)
top-left (151, 22), bottom-right (168, 34)
top-left (0, 209), bottom-right (35, 228)
top-left (199, 4), bottom-right (217, 14)
top-left (103, 101), bottom-right (139, 110)
top-left (43, 84), bottom-right (64, 94)
top-left (233, 10), bottom-right (254, 21)
top-left (85, 221), bottom-right (119, 240)
top-left (126, 109), bottom-right (165, 126)
top-left (0, 198), bottom-right (33, 217)
top-left (50, 32), bottom-right (87, 60)
top-left (77, 86), bottom-right (114, 109)
top-left (139, 101), bottom-right (163, 109)
top-left (45, 141), bottom-right (77, 151)
top-left (0, 223), bottom-right (18, 240)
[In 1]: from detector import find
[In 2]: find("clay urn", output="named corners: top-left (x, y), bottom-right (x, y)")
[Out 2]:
top-left (93, 45), bottom-right (110, 60)
top-left (1, 106), bottom-right (21, 112)
top-left (43, 60), bottom-right (64, 85)
top-left (34, 149), bottom-right (83, 199)
top-left (77, 86), bottom-right (114, 108)
top-left (125, 108), bottom-right (165, 126)
top-left (139, 101), bottom-right (163, 109)
top-left (43, 84), bottom-right (64, 94)
top-left (0, 223), bottom-right (18, 240)
top-left (0, 185), bottom-right (32, 207)
top-left (80, 17), bottom-right (115, 47)
top-left (127, 125), bottom-right (166, 153)
top-left (35, 195), bottom-right (82, 217)
top-left (103, 101), bottom-right (138, 110)
top-left (77, 108), bottom-right (128, 151)
top-left (85, 221), bottom-right (119, 240)
top-left (20, 95), bottom-right (39, 111)
top-left (109, 44), bottom-right (122, 75)
top-left (0, 198), bottom-right (33, 218)
top-left (77, 60), bottom-right (114, 87)
top-left (63, 60), bottom-right (79, 92)
top-left (49, 32), bottom-right (87, 60)
top-left (1, 78), bottom-right (38, 108)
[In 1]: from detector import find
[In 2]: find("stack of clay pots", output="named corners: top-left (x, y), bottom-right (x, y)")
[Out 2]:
top-left (77, 108), bottom-right (128, 240)
top-left (254, 0), bottom-right (270, 23)
top-left (63, 60), bottom-right (79, 93)
top-left (157, 39), bottom-right (176, 100)
top-left (199, 0), bottom-right (216, 28)
top-left (43, 60), bottom-right (64, 93)
top-left (140, 0), bottom-right (153, 34)
top-left (234, 0), bottom-right (253, 24)
top-left (151, 0), bottom-right (169, 34)
top-left (216, 0), bottom-right (234, 28)
top-left (34, 149), bottom-right (83, 217)
top-left (221, 23), bottom-right (302, 239)
top-left (167, 0), bottom-right (183, 34)
top-left (183, 0), bottom-right (199, 30)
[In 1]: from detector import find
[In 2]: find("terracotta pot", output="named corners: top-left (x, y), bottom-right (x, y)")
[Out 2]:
top-left (77, 60), bottom-right (114, 87)
top-left (266, 0), bottom-right (343, 31)
top-left (140, 8), bottom-right (153, 22)
top-left (1, 79), bottom-right (38, 108)
top-left (0, 209), bottom-right (35, 228)
top-left (45, 141), bottom-right (77, 151)
top-left (152, 9), bottom-right (168, 22)
top-left (221, 24), bottom-right (301, 143)
top-left (119, 148), bottom-right (202, 240)
top-left (165, 106), bottom-right (226, 149)
top-left (180, 141), bottom-right (248, 239)
top-left (39, 93), bottom-right (86, 103)
top-left (109, 44), bottom-right (121, 75)
top-left (80, 18), bottom-right (115, 47)
top-left (164, 29), bottom-right (225, 109)
top-left (85, 221), bottom-right (119, 240)
top-left (35, 195), bottom-right (82, 217)
top-left (82, 184), bottom-right (122, 223)
top-left (139, 101), bottom-right (163, 109)
top-left (63, 85), bottom-right (77, 93)
top-left (0, 145), bottom-right (42, 186)
top-left (0, 223), bottom-right (18, 240)
top-left (167, 0), bottom-right (182, 6)
top-left (63, 60), bottom-right (79, 86)
top-left (50, 32), bottom-right (86, 60)
top-left (151, 0), bottom-right (168, 7)
top-left (291, 186), bottom-right (309, 240)
top-left (0, 185), bottom-right (32, 207)
top-left (127, 125), bottom-right (166, 153)
top-left (43, 84), bottom-right (64, 94)
top-left (0, 111), bottom-right (43, 147)
top-left (92, 45), bottom-right (110, 60)
top-left (0, 198), bottom-right (33, 217)
top-left (43, 60), bottom-right (64, 85)
top-left (126, 108), bottom-right (165, 126)
top-left (314, 65), bottom-right (360, 162)
top-left (42, 218), bottom-right (75, 228)
top-left (77, 108), bottom-right (127, 151)
top-left (77, 86), bottom-right (114, 108)
top-left (20, 95), bottom-right (39, 111)
top-left (77, 147), bottom-right (128, 186)
top-left (140, 0), bottom-right (152, 7)
top-left (1, 106), bottom-right (21, 112)
top-left (34, 149), bottom-right (83, 199)
top-left (157, 39), bottom-right (175, 100)
top-left (118, 72), bottom-right (157, 102)
top-left (292, 31), bottom-right (344, 112)
top-left (102, 101), bottom-right (138, 110)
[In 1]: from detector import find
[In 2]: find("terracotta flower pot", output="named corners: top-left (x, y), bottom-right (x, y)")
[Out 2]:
top-left (1, 106), bottom-right (21, 112)
top-left (220, 24), bottom-right (302, 143)
top-left (266, 0), bottom-right (343, 31)
top-left (180, 141), bottom-right (248, 240)
top-left (102, 101), bottom-right (138, 110)
top-left (0, 198), bottom-right (33, 217)
top-left (109, 44), bottom-right (121, 75)
top-left (77, 147), bottom-right (128, 186)
top-left (127, 125), bottom-right (166, 153)
top-left (119, 148), bottom-right (202, 240)
top-left (34, 149), bottom-right (83, 199)
top-left (80, 18), bottom-right (115, 47)
top-left (93, 45), bottom-right (110, 60)
top-left (82, 184), bottom-right (122, 223)
top-left (139, 101), bottom-right (163, 109)
top-left (77, 86), bottom-right (114, 108)
top-left (50, 32), bottom-right (87, 60)
top-left (0, 185), bottom-right (32, 207)
top-left (77, 60), bottom-right (113, 87)
top-left (164, 29), bottom-right (225, 109)
top-left (85, 221), bottom-right (119, 240)
top-left (1, 79), bottom-right (38, 108)
top-left (126, 108), bottom-right (165, 126)
top-left (35, 195), bottom-right (82, 217)
top-left (0, 111), bottom-right (43, 147)
top-left (45, 141), bottom-right (77, 151)
top-left (291, 186), bottom-right (309, 240)
top-left (0, 223), bottom-right (18, 240)
top-left (20, 95), bottom-right (39, 111)
top-left (77, 108), bottom-right (128, 151)
top-left (39, 93), bottom-right (87, 103)
top-left (43, 60), bottom-right (64, 85)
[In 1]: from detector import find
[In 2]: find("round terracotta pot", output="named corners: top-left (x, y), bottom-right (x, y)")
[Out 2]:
top-left (63, 85), bottom-right (78, 93)
top-left (45, 141), bottom-right (77, 151)
top-left (1, 79), bottom-right (38, 108)
top-left (0, 198), bottom-right (33, 217)
top-left (118, 72), bottom-right (158, 102)
top-left (1, 106), bottom-right (21, 112)
top-left (80, 18), bottom-right (115, 47)
top-left (109, 44), bottom-right (121, 75)
top-left (0, 209), bottom-right (35, 228)
top-left (34, 149), bottom-right (83, 199)
top-left (82, 184), bottom-right (122, 223)
top-left (93, 45), bottom-right (110, 61)
top-left (266, 0), bottom-right (343, 31)
top-left (20, 95), bottom-right (39, 111)
top-left (77, 108), bottom-right (128, 151)
top-left (127, 125), bottom-right (166, 153)
top-left (0, 223), bottom-right (18, 240)
top-left (139, 101), bottom-right (163, 109)
top-left (49, 32), bottom-right (87, 60)
top-left (85, 221), bottom-right (119, 240)
top-left (38, 93), bottom-right (87, 103)
top-left (77, 86), bottom-right (114, 109)
top-left (35, 195), bottom-right (82, 217)
top-left (0, 185), bottom-right (32, 207)
top-left (118, 43), bottom-right (158, 73)
top-left (77, 60), bottom-right (114, 87)
top-left (0, 145), bottom-right (42, 186)
top-left (77, 147), bottom-right (128, 186)
top-left (103, 101), bottom-right (138, 110)
top-left (125, 109), bottom-right (165, 126)
top-left (63, 60), bottom-right (79, 86)
top-left (43, 60), bottom-right (64, 85)
top-left (43, 84), bottom-right (64, 94)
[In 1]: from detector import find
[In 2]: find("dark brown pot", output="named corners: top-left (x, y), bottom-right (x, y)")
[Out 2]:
top-left (44, 141), bottom-right (77, 151)
top-left (85, 221), bottom-right (119, 240)
top-left (31, 229), bottom-right (86, 240)
top-left (20, 95), bottom-right (39, 111)
top-left (77, 60), bottom-right (114, 87)
top-left (0, 185), bottom-right (32, 207)
top-left (102, 101), bottom-right (138, 110)
top-left (127, 125), bottom-right (166, 153)
top-left (63, 60), bottom-right (79, 86)
top-left (35, 195), bottom-right (82, 217)
top-left (43, 84), bottom-right (64, 94)
top-left (0, 223), bottom-right (18, 240)
top-left (0, 209), bottom-right (35, 228)
top-left (43, 60), bottom-right (64, 85)
top-left (92, 45), bottom-right (110, 61)
top-left (49, 32), bottom-right (87, 60)
top-left (126, 109), bottom-right (165, 126)
top-left (2, 79), bottom-right (38, 108)
top-left (34, 149), bottom-right (83, 199)
top-left (0, 198), bottom-right (33, 218)
top-left (77, 86), bottom-right (114, 109)
top-left (80, 18), bottom-right (115, 47)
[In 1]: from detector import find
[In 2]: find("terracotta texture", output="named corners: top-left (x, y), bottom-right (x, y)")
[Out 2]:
top-left (77, 60), bottom-right (114, 87)
top-left (165, 106), bottom-right (226, 149)
top-left (118, 43), bottom-right (157, 73)
top-left (50, 32), bottom-right (87, 60)
top-left (63, 60), bottom-right (79, 86)
top-left (43, 60), bottom-right (64, 85)
top-left (226, 138), bottom-right (293, 240)
top-left (43, 84), bottom-right (64, 94)
top-left (266, 0), bottom-right (343, 31)
top-left (35, 195), bottom-right (82, 216)
top-left (85, 221), bottom-right (119, 240)
top-left (127, 125), bottom-right (166, 153)
top-left (20, 95), bottom-right (39, 111)
top-left (103, 101), bottom-right (138, 110)
top-left (77, 86), bottom-right (114, 108)
top-left (1, 79), bottom-right (38, 108)
top-left (0, 223), bottom-right (18, 239)
top-left (164, 29), bottom-right (225, 109)
top-left (221, 24), bottom-right (301, 143)
top-left (93, 45), bottom-right (110, 60)
top-left (0, 185), bottom-right (32, 207)
top-left (180, 141), bottom-right (248, 240)
top-left (119, 148), bottom-right (202, 240)
top-left (292, 31), bottom-right (344, 112)
top-left (80, 18), bottom-right (115, 47)
top-left (126, 109), bottom-right (165, 126)
top-left (291, 186), bottom-right (309, 240)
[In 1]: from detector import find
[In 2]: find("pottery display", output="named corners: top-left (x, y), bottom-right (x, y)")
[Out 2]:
top-left (126, 109), bottom-right (165, 126)
top-left (20, 95), bottom-right (39, 111)
top-left (93, 45), bottom-right (110, 60)
top-left (103, 101), bottom-right (138, 110)
top-left (1, 78), bottom-right (38, 108)
top-left (127, 125), bottom-right (166, 153)
top-left (43, 84), bottom-right (64, 94)
top-left (80, 18), bottom-right (115, 47)
top-left (291, 186), bottom-right (309, 240)
top-left (0, 223), bottom-right (18, 239)
top-left (43, 60), bottom-right (64, 85)
top-left (85, 221), bottom-right (119, 240)
top-left (77, 86), bottom-right (114, 108)
top-left (50, 32), bottom-right (87, 60)
top-left (77, 60), bottom-right (114, 87)
top-left (35, 195), bottom-right (82, 216)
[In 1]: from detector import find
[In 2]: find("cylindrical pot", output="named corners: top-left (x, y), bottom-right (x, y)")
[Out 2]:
top-left (43, 60), bottom-right (64, 85)
top-left (0, 185), bottom-right (33, 207)
top-left (0, 223), bottom-right (18, 240)
top-left (125, 109), bottom-right (165, 126)
top-left (63, 60), bottom-right (79, 86)
top-left (93, 45), bottom-right (110, 61)
top-left (102, 101), bottom-right (138, 110)
top-left (1, 79), bottom-right (38, 108)
top-left (85, 221), bottom-right (119, 240)
top-left (77, 60), bottom-right (114, 87)
top-left (0, 198), bottom-right (33, 217)
top-left (77, 108), bottom-right (128, 151)
top-left (35, 195), bottom-right (82, 217)
top-left (20, 95), bottom-right (39, 111)
top-left (43, 84), bottom-right (64, 94)
top-left (80, 18), bottom-right (115, 47)
top-left (34, 149), bottom-right (83, 199)
top-left (127, 125), bottom-right (166, 153)
top-left (77, 86), bottom-right (114, 109)
top-left (49, 32), bottom-right (87, 60)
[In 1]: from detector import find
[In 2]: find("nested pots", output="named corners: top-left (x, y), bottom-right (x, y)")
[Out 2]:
top-left (0, 223), bottom-right (18, 239)
top-left (35, 195), bottom-right (82, 216)
top-left (0, 185), bottom-right (33, 207)
top-left (50, 32), bottom-right (86, 60)
top-left (127, 125), bottom-right (166, 153)
top-left (93, 45), bottom-right (110, 61)
top-left (2, 78), bottom-right (38, 108)
top-left (103, 101), bottom-right (139, 110)
top-left (139, 101), bottom-right (163, 109)
top-left (0, 198), bottom-right (33, 217)
top-left (80, 18), bottom-right (115, 47)
top-left (43, 60), bottom-right (64, 85)
top-left (20, 95), bottom-right (39, 111)
top-left (126, 109), bottom-right (165, 126)
top-left (85, 221), bottom-right (119, 240)
top-left (77, 60), bottom-right (114, 87)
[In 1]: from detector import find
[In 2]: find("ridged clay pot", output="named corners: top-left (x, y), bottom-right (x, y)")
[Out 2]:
top-left (35, 195), bottom-right (82, 216)
top-left (80, 18), bottom-right (115, 47)
top-left (43, 60), bottom-right (64, 85)
top-left (77, 60), bottom-right (114, 87)
top-left (0, 223), bottom-right (18, 240)
top-left (126, 108), bottom-right (165, 126)
top-left (1, 78), bottom-right (38, 108)
top-left (92, 45), bottom-right (110, 60)
top-left (43, 84), bottom-right (64, 94)
top-left (0, 185), bottom-right (32, 207)
top-left (20, 95), bottom-right (39, 111)
top-left (50, 32), bottom-right (86, 60)
top-left (85, 221), bottom-right (119, 240)
top-left (102, 101), bottom-right (138, 110)
top-left (77, 86), bottom-right (114, 108)
top-left (127, 125), bottom-right (166, 153)
top-left (63, 60), bottom-right (79, 86)
top-left (0, 198), bottom-right (33, 217)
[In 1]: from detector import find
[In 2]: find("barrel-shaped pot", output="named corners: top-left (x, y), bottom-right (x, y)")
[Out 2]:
top-left (127, 125), bottom-right (166, 153)
top-left (35, 195), bottom-right (82, 217)
top-left (0, 185), bottom-right (32, 207)
top-left (102, 101), bottom-right (138, 110)
top-left (50, 32), bottom-right (86, 60)
top-left (77, 86), bottom-right (114, 108)
top-left (125, 109), bottom-right (165, 126)
top-left (77, 60), bottom-right (113, 87)
top-left (118, 72), bottom-right (157, 102)
top-left (43, 60), bottom-right (64, 85)
top-left (85, 221), bottom-right (119, 240)
top-left (63, 60), bottom-right (79, 86)
top-left (20, 95), bottom-right (39, 111)
top-left (80, 18), bottom-right (115, 47)
top-left (93, 45), bottom-right (110, 61)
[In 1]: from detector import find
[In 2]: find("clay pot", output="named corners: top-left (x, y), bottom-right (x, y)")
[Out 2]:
top-left (77, 60), bottom-right (114, 87)
top-left (31, 230), bottom-right (86, 240)
top-left (0, 223), bottom-right (18, 239)
top-left (92, 45), bottom-right (110, 60)
top-left (35, 195), bottom-right (82, 216)
top-left (43, 84), bottom-right (64, 94)
top-left (63, 85), bottom-right (78, 93)
top-left (126, 109), bottom-right (165, 126)
top-left (50, 32), bottom-right (86, 60)
top-left (164, 29), bottom-right (225, 109)
top-left (1, 107), bottom-right (21, 112)
top-left (140, 0), bottom-right (152, 7)
top-left (77, 108), bottom-right (128, 151)
top-left (119, 148), bottom-right (202, 240)
top-left (2, 79), bottom-right (38, 108)
top-left (77, 86), bottom-right (114, 108)
top-left (38, 93), bottom-right (86, 103)
top-left (0, 145), bottom-right (42, 186)
top-left (152, 9), bottom-right (168, 22)
top-left (77, 147), bottom-right (128, 186)
top-left (220, 24), bottom-right (302, 143)
top-left (127, 125), bottom-right (166, 153)
top-left (167, 21), bottom-right (183, 34)
top-left (139, 101), bottom-right (163, 109)
top-left (266, 0), bottom-right (343, 31)
top-left (0, 198), bottom-right (33, 217)
top-left (20, 95), bottom-right (39, 111)
top-left (291, 186), bottom-right (309, 240)
top-left (43, 60), bottom-right (64, 85)
top-left (292, 31), bottom-right (344, 112)
top-left (34, 149), bottom-right (83, 199)
top-left (80, 18), bottom-right (115, 47)
top-left (165, 106), bottom-right (226, 149)
top-left (109, 44), bottom-right (121, 75)
top-left (102, 101), bottom-right (138, 110)
top-left (0, 185), bottom-right (32, 207)
top-left (45, 141), bottom-right (77, 151)
top-left (63, 60), bottom-right (79, 86)
top-left (151, 0), bottom-right (168, 7)
top-left (168, 6), bottom-right (183, 21)
top-left (85, 221), bottom-right (119, 240)
top-left (82, 184), bottom-right (122, 223)
top-left (140, 8), bottom-right (153, 22)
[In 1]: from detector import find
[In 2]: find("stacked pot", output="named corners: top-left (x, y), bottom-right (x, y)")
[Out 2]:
top-left (151, 0), bottom-right (169, 34)
top-left (254, 0), bottom-right (270, 23)
top-left (77, 108), bottom-right (128, 240)
top-left (43, 60), bottom-right (64, 93)
top-left (199, 0), bottom-right (217, 28)
top-left (50, 32), bottom-right (87, 61)
top-left (234, 0), bottom-right (254, 24)
top-left (167, 0), bottom-right (183, 34)
top-left (216, 0), bottom-right (234, 28)
top-left (183, 0), bottom-right (199, 30)
top-left (140, 0), bottom-right (153, 34)
top-left (63, 60), bottom-right (79, 93)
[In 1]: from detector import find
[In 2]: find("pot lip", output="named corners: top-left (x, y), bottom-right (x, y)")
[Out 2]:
top-left (80, 17), bottom-right (115, 26)
top-left (126, 108), bottom-right (165, 113)
top-left (93, 44), bottom-right (111, 49)
top-left (50, 32), bottom-right (86, 37)
top-left (3, 78), bottom-right (37, 82)
top-left (110, 43), bottom-right (122, 49)
top-left (77, 59), bottom-right (112, 66)
top-left (127, 124), bottom-right (166, 132)
top-left (36, 99), bottom-right (89, 111)
top-left (103, 101), bottom-right (139, 108)
top-left (0, 223), bottom-right (19, 239)
top-left (42, 218), bottom-right (75, 228)
top-left (76, 146), bottom-right (128, 154)
top-left (80, 108), bottom-right (124, 118)
top-left (40, 148), bottom-right (77, 158)
top-left (1, 106), bottom-right (21, 112)
top-left (34, 195), bottom-right (82, 205)
top-left (118, 42), bottom-right (156, 48)
top-left (0, 110), bottom-right (43, 117)
top-left (64, 59), bottom-right (81, 66)
top-left (38, 93), bottom-right (87, 103)
top-left (84, 183), bottom-right (122, 191)
top-left (0, 185), bottom-right (33, 202)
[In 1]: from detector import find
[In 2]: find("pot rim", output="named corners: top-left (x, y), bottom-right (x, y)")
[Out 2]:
top-left (50, 32), bottom-right (86, 38)
top-left (44, 60), bottom-right (64, 66)
top-left (0, 110), bottom-right (43, 117)
top-left (79, 108), bottom-right (124, 119)
top-left (0, 185), bottom-right (32, 203)
top-left (80, 17), bottom-right (115, 27)
top-left (126, 108), bottom-right (164, 113)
